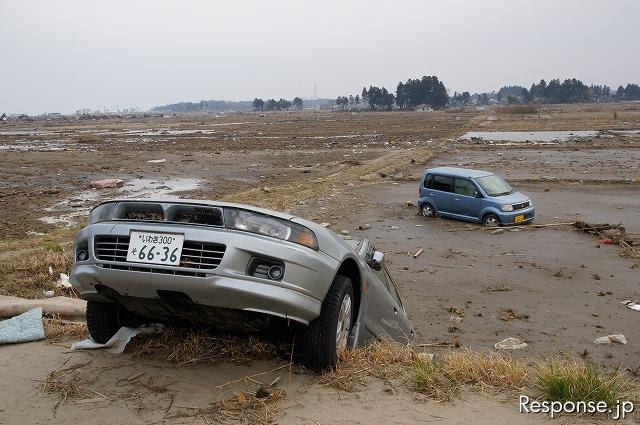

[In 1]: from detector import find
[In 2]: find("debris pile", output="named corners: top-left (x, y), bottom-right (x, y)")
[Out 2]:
top-left (572, 221), bottom-right (640, 260)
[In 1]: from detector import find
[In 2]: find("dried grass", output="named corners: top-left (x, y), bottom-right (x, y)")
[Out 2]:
top-left (75, 133), bottom-right (103, 143)
top-left (619, 242), bottom-right (640, 260)
top-left (414, 349), bottom-right (531, 401)
top-left (321, 341), bottom-right (416, 392)
top-left (176, 388), bottom-right (286, 424)
top-left (495, 105), bottom-right (538, 115)
top-left (127, 327), bottom-right (279, 366)
top-left (44, 316), bottom-right (87, 343)
top-left (0, 246), bottom-right (75, 298)
top-left (40, 361), bottom-right (95, 404)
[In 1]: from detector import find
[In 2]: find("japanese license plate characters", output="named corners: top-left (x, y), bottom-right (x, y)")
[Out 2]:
top-left (126, 231), bottom-right (184, 266)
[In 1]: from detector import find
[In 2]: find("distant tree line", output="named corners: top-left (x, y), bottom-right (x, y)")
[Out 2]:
top-left (152, 100), bottom-right (253, 113)
top-left (252, 97), bottom-right (303, 111)
top-left (335, 75), bottom-right (449, 111)
top-left (497, 79), bottom-right (640, 105)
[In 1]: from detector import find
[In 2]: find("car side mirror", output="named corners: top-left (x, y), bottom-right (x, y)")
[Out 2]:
top-left (368, 251), bottom-right (384, 270)
top-left (474, 190), bottom-right (481, 198)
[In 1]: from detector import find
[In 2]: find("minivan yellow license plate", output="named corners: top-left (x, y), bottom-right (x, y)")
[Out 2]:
top-left (515, 215), bottom-right (524, 223)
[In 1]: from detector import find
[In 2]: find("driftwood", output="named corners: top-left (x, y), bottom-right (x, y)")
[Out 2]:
top-left (0, 295), bottom-right (86, 319)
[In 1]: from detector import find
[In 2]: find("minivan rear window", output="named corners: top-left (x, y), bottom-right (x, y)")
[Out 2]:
top-left (431, 175), bottom-right (453, 192)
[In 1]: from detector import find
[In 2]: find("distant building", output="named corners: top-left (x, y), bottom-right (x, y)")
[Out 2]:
top-left (0, 113), bottom-right (7, 121)
top-left (414, 105), bottom-right (433, 112)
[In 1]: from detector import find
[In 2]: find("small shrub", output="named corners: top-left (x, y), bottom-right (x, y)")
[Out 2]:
top-left (496, 105), bottom-right (538, 114)
top-left (536, 359), bottom-right (623, 408)
top-left (75, 133), bottom-right (103, 143)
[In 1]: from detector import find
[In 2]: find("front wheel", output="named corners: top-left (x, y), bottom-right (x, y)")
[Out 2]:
top-left (303, 275), bottom-right (354, 371)
top-left (483, 213), bottom-right (501, 227)
top-left (420, 203), bottom-right (436, 218)
top-left (86, 300), bottom-right (121, 343)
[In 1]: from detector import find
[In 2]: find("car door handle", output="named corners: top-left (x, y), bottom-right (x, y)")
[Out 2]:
top-left (454, 197), bottom-right (460, 201)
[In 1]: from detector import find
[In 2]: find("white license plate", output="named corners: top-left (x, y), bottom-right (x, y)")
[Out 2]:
top-left (126, 231), bottom-right (184, 266)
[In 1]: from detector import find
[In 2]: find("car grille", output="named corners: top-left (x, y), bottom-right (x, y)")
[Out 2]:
top-left (94, 236), bottom-right (129, 262)
top-left (94, 236), bottom-right (226, 271)
top-left (180, 241), bottom-right (225, 270)
top-left (512, 201), bottom-right (530, 211)
top-left (100, 263), bottom-right (205, 278)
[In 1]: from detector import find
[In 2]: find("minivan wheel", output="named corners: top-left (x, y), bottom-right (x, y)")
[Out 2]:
top-left (483, 214), bottom-right (501, 227)
top-left (303, 274), bottom-right (354, 371)
top-left (420, 203), bottom-right (435, 218)
top-left (86, 300), bottom-right (121, 344)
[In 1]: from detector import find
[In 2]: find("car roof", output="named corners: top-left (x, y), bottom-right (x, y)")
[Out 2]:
top-left (424, 167), bottom-right (493, 179)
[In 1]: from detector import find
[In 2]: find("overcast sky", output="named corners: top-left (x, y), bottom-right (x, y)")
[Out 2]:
top-left (1, 0), bottom-right (638, 114)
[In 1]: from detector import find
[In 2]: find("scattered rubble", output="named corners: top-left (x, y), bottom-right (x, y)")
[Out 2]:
top-left (593, 334), bottom-right (628, 345)
top-left (90, 178), bottom-right (124, 189)
top-left (494, 337), bottom-right (528, 350)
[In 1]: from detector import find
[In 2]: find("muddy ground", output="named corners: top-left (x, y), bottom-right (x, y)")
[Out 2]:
top-left (0, 104), bottom-right (639, 424)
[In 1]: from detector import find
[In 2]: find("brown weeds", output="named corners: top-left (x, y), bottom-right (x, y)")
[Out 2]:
top-left (40, 361), bottom-right (95, 405)
top-left (44, 316), bottom-right (87, 343)
top-left (414, 349), bottom-right (531, 401)
top-left (177, 388), bottom-right (286, 424)
top-left (321, 341), bottom-right (416, 392)
top-left (75, 133), bottom-right (103, 143)
top-left (495, 105), bottom-right (538, 115)
top-left (127, 327), bottom-right (279, 365)
top-left (0, 246), bottom-right (74, 298)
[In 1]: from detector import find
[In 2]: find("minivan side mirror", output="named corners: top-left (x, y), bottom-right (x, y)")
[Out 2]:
top-left (368, 251), bottom-right (385, 270)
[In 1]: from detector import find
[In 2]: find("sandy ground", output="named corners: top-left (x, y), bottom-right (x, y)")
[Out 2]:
top-left (0, 342), bottom-right (617, 425)
top-left (1, 105), bottom-right (639, 423)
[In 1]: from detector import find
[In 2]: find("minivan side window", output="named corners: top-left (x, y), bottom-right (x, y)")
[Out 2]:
top-left (431, 175), bottom-right (453, 192)
top-left (454, 178), bottom-right (477, 197)
top-left (423, 173), bottom-right (432, 188)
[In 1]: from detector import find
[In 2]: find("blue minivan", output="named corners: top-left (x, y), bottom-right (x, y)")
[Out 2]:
top-left (418, 167), bottom-right (535, 226)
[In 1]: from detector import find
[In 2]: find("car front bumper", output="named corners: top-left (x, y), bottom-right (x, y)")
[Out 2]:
top-left (70, 222), bottom-right (340, 325)
top-left (497, 207), bottom-right (535, 225)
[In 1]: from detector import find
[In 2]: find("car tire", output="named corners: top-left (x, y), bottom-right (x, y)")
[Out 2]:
top-left (483, 213), bottom-right (501, 227)
top-left (420, 203), bottom-right (436, 218)
top-left (303, 274), bottom-right (354, 371)
top-left (86, 300), bottom-right (121, 344)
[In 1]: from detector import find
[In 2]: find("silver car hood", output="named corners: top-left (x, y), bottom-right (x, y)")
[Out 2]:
top-left (95, 198), bottom-right (355, 261)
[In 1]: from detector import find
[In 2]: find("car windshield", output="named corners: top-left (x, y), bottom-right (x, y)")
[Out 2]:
top-left (474, 175), bottom-right (515, 197)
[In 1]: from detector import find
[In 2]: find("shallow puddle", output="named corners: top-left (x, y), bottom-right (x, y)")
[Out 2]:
top-left (460, 130), bottom-right (598, 142)
top-left (39, 178), bottom-right (201, 226)
top-left (119, 178), bottom-right (200, 199)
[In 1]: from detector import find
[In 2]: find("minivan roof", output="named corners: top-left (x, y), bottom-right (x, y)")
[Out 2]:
top-left (424, 167), bottom-right (493, 179)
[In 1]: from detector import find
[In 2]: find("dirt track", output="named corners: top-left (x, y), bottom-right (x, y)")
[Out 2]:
top-left (1, 104), bottom-right (639, 424)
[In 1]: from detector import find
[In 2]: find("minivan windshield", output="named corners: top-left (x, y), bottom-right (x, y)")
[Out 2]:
top-left (474, 175), bottom-right (515, 197)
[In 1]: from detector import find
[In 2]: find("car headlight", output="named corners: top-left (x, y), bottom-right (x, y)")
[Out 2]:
top-left (88, 202), bottom-right (119, 224)
top-left (224, 209), bottom-right (318, 250)
top-left (500, 204), bottom-right (514, 212)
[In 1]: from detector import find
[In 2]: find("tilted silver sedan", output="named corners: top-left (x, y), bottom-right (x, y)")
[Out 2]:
top-left (70, 199), bottom-right (414, 370)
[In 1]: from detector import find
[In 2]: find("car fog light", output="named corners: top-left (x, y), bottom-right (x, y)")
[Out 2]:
top-left (267, 265), bottom-right (284, 280)
top-left (76, 249), bottom-right (88, 262)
